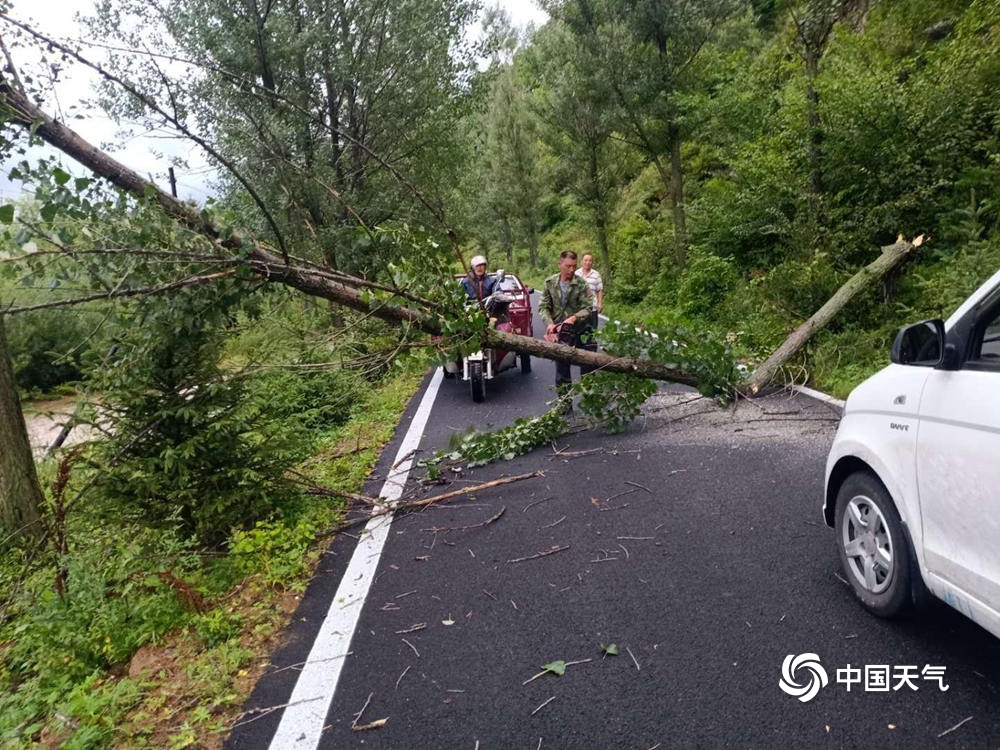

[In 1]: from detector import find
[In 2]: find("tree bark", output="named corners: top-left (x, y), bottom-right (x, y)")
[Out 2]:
top-left (0, 316), bottom-right (44, 540)
top-left (744, 236), bottom-right (924, 393)
top-left (667, 114), bottom-right (687, 268)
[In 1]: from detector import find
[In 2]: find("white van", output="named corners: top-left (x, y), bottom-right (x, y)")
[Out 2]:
top-left (824, 268), bottom-right (1000, 638)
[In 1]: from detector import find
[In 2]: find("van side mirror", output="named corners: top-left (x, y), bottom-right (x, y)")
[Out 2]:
top-left (891, 319), bottom-right (945, 366)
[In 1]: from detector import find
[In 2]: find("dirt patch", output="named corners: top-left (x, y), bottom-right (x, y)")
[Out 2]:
top-left (21, 396), bottom-right (97, 458)
top-left (128, 644), bottom-right (181, 681)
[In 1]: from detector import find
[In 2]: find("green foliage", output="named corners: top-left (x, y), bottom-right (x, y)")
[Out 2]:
top-left (575, 372), bottom-right (657, 433)
top-left (599, 321), bottom-right (737, 399)
top-left (193, 610), bottom-right (244, 648)
top-left (676, 251), bottom-right (740, 318)
top-left (438, 407), bottom-right (570, 468)
top-left (88, 285), bottom-right (312, 545)
top-left (3, 310), bottom-right (92, 394)
top-left (228, 518), bottom-right (320, 587)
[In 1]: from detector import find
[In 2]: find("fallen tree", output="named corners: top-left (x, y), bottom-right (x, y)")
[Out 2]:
top-left (744, 234), bottom-right (925, 393)
top-left (0, 63), bottom-right (920, 397)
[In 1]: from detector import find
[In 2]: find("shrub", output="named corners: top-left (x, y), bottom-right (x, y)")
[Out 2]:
top-left (5, 310), bottom-right (96, 394)
top-left (676, 251), bottom-right (739, 318)
top-left (89, 285), bottom-right (312, 545)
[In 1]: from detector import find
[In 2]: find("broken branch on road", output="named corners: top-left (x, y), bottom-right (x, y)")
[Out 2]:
top-left (508, 545), bottom-right (571, 564)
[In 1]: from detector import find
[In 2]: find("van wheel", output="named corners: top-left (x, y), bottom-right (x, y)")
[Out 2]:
top-left (835, 472), bottom-right (911, 618)
top-left (469, 360), bottom-right (486, 403)
top-left (520, 353), bottom-right (531, 374)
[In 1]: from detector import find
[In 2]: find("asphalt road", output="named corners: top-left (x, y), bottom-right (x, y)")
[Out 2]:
top-left (228, 300), bottom-right (1000, 749)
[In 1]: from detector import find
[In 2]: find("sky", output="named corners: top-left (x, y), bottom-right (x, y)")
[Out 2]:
top-left (0, 0), bottom-right (549, 204)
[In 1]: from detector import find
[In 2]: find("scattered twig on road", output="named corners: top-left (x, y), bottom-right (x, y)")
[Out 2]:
top-left (625, 481), bottom-right (653, 494)
top-left (351, 692), bottom-right (388, 732)
top-left (508, 545), bottom-right (570, 564)
top-left (598, 504), bottom-right (630, 512)
top-left (617, 536), bottom-right (654, 540)
top-left (482, 589), bottom-right (498, 600)
top-left (221, 696), bottom-right (324, 732)
top-left (396, 590), bottom-right (417, 599)
top-left (422, 507), bottom-right (506, 533)
top-left (833, 571), bottom-right (850, 586)
top-left (395, 665), bottom-right (411, 690)
top-left (540, 515), bottom-right (566, 530)
top-left (523, 496), bottom-right (554, 513)
top-left (552, 446), bottom-right (602, 458)
top-left (395, 623), bottom-right (427, 634)
top-left (531, 696), bottom-right (557, 716)
top-left (511, 599), bottom-right (519, 610)
top-left (408, 475), bottom-right (541, 510)
top-left (536, 738), bottom-right (543, 750)
top-left (401, 638), bottom-right (420, 657)
top-left (603, 488), bottom-right (639, 503)
top-left (937, 716), bottom-right (973, 738)
top-left (618, 543), bottom-right (630, 560)
top-left (265, 653), bottom-right (352, 675)
top-left (627, 646), bottom-right (641, 671)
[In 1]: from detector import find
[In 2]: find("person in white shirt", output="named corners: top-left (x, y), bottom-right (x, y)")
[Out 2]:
top-left (574, 253), bottom-right (603, 351)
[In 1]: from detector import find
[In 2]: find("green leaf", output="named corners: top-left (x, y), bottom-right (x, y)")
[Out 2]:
top-left (74, 177), bottom-right (92, 192)
top-left (0, 204), bottom-right (13, 224)
top-left (601, 643), bottom-right (619, 656)
top-left (39, 203), bottom-right (58, 222)
top-left (541, 660), bottom-right (566, 676)
top-left (53, 167), bottom-right (71, 185)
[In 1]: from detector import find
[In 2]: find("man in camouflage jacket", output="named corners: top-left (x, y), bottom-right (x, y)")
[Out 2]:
top-left (539, 250), bottom-right (595, 393)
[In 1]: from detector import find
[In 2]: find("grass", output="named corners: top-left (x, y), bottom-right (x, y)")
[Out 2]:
top-left (0, 363), bottom-right (426, 748)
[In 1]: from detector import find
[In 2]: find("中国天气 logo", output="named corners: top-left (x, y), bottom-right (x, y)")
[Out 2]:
top-left (779, 653), bottom-right (829, 703)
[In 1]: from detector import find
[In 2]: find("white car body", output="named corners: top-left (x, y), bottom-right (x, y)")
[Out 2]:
top-left (824, 267), bottom-right (1000, 637)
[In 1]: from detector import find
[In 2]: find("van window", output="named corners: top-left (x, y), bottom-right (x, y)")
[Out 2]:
top-left (970, 307), bottom-right (1000, 368)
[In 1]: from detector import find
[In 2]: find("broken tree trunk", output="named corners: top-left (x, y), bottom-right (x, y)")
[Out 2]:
top-left (0, 81), bottom-right (703, 388)
top-left (0, 79), bottom-right (922, 397)
top-left (743, 235), bottom-right (925, 393)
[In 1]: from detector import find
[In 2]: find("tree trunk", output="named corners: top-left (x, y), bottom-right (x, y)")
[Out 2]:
top-left (744, 236), bottom-right (924, 393)
top-left (0, 316), bottom-right (44, 540)
top-left (805, 51), bottom-right (825, 237)
top-left (667, 114), bottom-right (687, 268)
top-left (587, 140), bottom-right (611, 271)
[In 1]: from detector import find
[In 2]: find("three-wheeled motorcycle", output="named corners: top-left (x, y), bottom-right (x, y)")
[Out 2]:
top-left (443, 271), bottom-right (534, 402)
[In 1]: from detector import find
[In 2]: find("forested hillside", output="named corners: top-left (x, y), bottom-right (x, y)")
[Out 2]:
top-left (468, 0), bottom-right (1000, 395)
top-left (0, 0), bottom-right (998, 745)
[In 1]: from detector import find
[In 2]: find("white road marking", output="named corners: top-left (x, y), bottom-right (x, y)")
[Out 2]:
top-left (268, 368), bottom-right (444, 749)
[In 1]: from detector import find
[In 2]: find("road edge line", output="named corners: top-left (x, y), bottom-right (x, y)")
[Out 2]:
top-left (268, 368), bottom-right (444, 749)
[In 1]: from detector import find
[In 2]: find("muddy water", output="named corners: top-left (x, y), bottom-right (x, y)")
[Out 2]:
top-left (21, 396), bottom-right (96, 458)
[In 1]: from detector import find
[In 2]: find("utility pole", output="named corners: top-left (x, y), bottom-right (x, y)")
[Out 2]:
top-left (168, 166), bottom-right (177, 198)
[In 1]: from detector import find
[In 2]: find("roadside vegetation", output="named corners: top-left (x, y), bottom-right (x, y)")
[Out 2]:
top-left (0, 283), bottom-right (425, 744)
top-left (2, 0), bottom-right (1000, 746)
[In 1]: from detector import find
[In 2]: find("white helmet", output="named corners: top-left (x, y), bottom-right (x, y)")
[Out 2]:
top-left (470, 255), bottom-right (487, 269)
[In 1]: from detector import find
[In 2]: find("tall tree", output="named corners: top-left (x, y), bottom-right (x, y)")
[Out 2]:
top-left (0, 315), bottom-right (44, 541)
top-left (549, 0), bottom-right (739, 268)
top-left (524, 21), bottom-right (617, 269)
top-left (484, 67), bottom-right (543, 266)
top-left (86, 0), bottom-right (480, 274)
